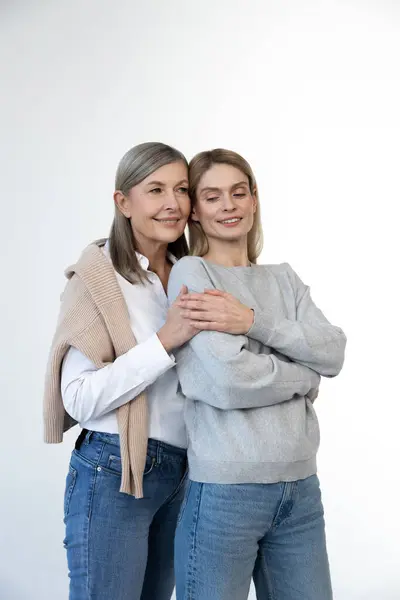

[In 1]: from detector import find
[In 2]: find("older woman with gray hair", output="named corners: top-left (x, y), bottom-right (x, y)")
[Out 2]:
top-left (43, 143), bottom-right (256, 600)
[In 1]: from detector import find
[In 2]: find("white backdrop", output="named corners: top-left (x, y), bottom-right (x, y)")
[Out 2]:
top-left (1, 1), bottom-right (399, 599)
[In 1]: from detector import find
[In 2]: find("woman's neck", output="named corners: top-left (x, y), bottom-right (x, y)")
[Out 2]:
top-left (136, 239), bottom-right (171, 288)
top-left (203, 238), bottom-right (250, 267)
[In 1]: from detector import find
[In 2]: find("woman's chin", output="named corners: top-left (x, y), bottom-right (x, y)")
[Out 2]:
top-left (215, 229), bottom-right (249, 242)
top-left (153, 227), bottom-right (186, 244)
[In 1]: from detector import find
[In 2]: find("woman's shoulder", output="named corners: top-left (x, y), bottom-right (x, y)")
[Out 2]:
top-left (168, 256), bottom-right (213, 299)
top-left (61, 239), bottom-right (121, 311)
top-left (171, 255), bottom-right (208, 275)
top-left (64, 240), bottom-right (109, 280)
top-left (261, 262), bottom-right (307, 294)
top-left (262, 261), bottom-right (293, 275)
top-left (259, 261), bottom-right (300, 288)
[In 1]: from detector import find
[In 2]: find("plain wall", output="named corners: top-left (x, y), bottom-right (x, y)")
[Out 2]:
top-left (1, 1), bottom-right (399, 598)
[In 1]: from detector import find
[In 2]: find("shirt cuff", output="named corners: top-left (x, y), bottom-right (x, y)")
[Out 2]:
top-left (127, 332), bottom-right (175, 378)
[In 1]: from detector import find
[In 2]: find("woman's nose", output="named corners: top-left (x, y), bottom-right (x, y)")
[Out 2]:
top-left (164, 190), bottom-right (180, 210)
top-left (221, 193), bottom-right (236, 211)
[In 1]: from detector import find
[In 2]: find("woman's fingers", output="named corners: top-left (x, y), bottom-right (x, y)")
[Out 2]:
top-left (178, 299), bottom-right (214, 311)
top-left (180, 292), bottom-right (206, 301)
top-left (203, 289), bottom-right (227, 297)
top-left (181, 309), bottom-right (216, 321)
top-left (180, 290), bottom-right (227, 303)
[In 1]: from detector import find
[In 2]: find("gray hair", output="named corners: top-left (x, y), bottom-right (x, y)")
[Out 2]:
top-left (109, 142), bottom-right (189, 283)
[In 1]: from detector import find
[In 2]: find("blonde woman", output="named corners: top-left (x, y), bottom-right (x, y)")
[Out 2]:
top-left (43, 143), bottom-right (256, 600)
top-left (168, 149), bottom-right (347, 600)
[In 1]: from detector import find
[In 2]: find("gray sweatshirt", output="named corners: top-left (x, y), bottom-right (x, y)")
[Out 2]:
top-left (168, 257), bottom-right (346, 484)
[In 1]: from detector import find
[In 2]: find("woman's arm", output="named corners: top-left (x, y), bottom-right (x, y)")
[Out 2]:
top-left (168, 258), bottom-right (320, 411)
top-left (247, 264), bottom-right (347, 377)
top-left (179, 264), bottom-right (346, 377)
top-left (61, 333), bottom-right (175, 422)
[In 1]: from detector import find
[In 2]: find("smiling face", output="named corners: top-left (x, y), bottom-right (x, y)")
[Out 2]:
top-left (191, 163), bottom-right (257, 244)
top-left (114, 160), bottom-right (190, 249)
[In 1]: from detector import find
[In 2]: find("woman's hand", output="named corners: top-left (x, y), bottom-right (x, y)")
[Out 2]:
top-left (158, 286), bottom-right (199, 352)
top-left (177, 289), bottom-right (254, 335)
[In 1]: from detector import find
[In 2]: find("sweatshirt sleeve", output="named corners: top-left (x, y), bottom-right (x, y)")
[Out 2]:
top-left (61, 333), bottom-right (175, 422)
top-left (168, 258), bottom-right (320, 411)
top-left (247, 264), bottom-right (347, 377)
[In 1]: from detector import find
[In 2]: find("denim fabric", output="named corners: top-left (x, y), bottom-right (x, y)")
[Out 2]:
top-left (63, 431), bottom-right (187, 600)
top-left (175, 475), bottom-right (332, 600)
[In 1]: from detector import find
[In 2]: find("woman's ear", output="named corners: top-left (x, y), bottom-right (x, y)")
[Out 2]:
top-left (191, 205), bottom-right (200, 222)
top-left (114, 190), bottom-right (130, 218)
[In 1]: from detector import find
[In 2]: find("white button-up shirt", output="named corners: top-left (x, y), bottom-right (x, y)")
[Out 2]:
top-left (61, 243), bottom-right (187, 448)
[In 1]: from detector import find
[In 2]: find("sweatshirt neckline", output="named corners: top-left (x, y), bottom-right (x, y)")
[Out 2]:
top-left (200, 258), bottom-right (255, 271)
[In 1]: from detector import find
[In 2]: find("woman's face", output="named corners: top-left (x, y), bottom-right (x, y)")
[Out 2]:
top-left (115, 161), bottom-right (190, 247)
top-left (192, 163), bottom-right (256, 243)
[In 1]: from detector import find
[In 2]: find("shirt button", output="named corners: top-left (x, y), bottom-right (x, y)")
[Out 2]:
top-left (97, 466), bottom-right (102, 472)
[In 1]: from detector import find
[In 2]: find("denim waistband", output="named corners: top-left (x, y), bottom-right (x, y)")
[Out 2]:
top-left (76, 429), bottom-right (187, 461)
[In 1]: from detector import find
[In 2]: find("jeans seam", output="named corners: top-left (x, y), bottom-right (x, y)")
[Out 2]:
top-left (187, 483), bottom-right (203, 600)
top-left (64, 466), bottom-right (77, 518)
top-left (162, 465), bottom-right (188, 509)
top-left (86, 444), bottom-right (105, 599)
top-left (270, 481), bottom-right (297, 531)
top-left (66, 454), bottom-right (97, 600)
top-left (176, 479), bottom-right (192, 526)
top-left (257, 548), bottom-right (276, 600)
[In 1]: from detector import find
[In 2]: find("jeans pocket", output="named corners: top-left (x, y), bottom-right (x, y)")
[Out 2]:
top-left (176, 478), bottom-right (191, 525)
top-left (107, 454), bottom-right (156, 477)
top-left (64, 465), bottom-right (77, 517)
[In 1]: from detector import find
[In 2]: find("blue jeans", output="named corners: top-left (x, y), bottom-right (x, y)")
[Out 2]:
top-left (63, 430), bottom-right (187, 600)
top-left (175, 475), bottom-right (332, 600)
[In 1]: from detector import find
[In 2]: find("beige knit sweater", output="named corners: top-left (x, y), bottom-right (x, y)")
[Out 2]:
top-left (43, 242), bottom-right (148, 497)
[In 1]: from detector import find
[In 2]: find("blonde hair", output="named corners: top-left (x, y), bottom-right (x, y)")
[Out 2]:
top-left (188, 148), bottom-right (263, 263)
top-left (109, 142), bottom-right (189, 283)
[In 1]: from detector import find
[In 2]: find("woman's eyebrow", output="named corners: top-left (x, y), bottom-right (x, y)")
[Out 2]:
top-left (199, 181), bottom-right (248, 195)
top-left (146, 179), bottom-right (189, 187)
top-left (200, 186), bottom-right (221, 194)
top-left (231, 181), bottom-right (248, 189)
top-left (145, 180), bottom-right (165, 187)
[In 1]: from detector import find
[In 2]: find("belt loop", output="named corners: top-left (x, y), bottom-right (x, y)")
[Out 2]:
top-left (75, 429), bottom-right (93, 451)
top-left (156, 442), bottom-right (162, 465)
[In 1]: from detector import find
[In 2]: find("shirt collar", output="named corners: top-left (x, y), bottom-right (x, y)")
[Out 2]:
top-left (103, 240), bottom-right (177, 272)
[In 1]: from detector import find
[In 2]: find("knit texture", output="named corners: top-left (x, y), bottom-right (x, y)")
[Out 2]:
top-left (168, 256), bottom-right (346, 485)
top-left (43, 243), bottom-right (148, 497)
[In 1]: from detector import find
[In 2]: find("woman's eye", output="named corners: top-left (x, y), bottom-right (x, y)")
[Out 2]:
top-left (206, 196), bottom-right (219, 202)
top-left (233, 193), bottom-right (246, 198)
top-left (149, 188), bottom-right (162, 194)
top-left (177, 187), bottom-right (189, 194)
